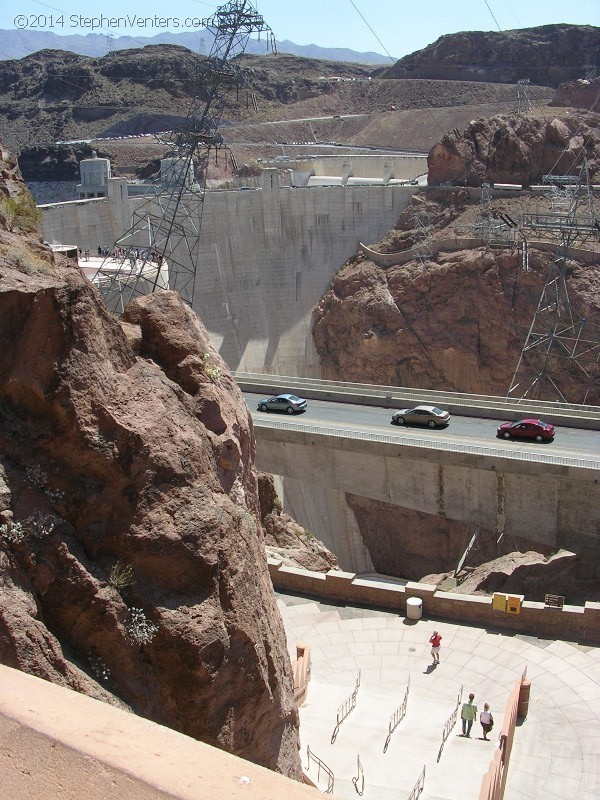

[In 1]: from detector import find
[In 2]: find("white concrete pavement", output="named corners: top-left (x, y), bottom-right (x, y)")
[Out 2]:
top-left (277, 592), bottom-right (600, 800)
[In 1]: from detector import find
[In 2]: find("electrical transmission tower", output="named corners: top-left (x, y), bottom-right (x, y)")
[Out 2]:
top-left (411, 211), bottom-right (434, 264)
top-left (467, 183), bottom-right (516, 248)
top-left (507, 159), bottom-right (600, 404)
top-left (583, 46), bottom-right (599, 80)
top-left (516, 79), bottom-right (532, 115)
top-left (92, 1), bottom-right (275, 315)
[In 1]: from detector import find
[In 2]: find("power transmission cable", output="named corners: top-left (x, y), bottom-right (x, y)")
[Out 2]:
top-left (484, 0), bottom-right (503, 33)
top-left (347, 0), bottom-right (396, 64)
top-left (503, 0), bottom-right (521, 29)
top-left (344, 1), bottom-right (452, 138)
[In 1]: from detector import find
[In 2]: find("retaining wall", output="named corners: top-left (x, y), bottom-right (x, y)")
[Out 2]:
top-left (268, 560), bottom-right (600, 645)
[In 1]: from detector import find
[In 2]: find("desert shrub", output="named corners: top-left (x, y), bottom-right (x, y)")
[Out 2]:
top-left (0, 241), bottom-right (52, 275)
top-left (89, 654), bottom-right (110, 682)
top-left (125, 607), bottom-right (158, 645)
top-left (1, 192), bottom-right (42, 233)
top-left (0, 513), bottom-right (57, 545)
top-left (202, 352), bottom-right (221, 382)
top-left (0, 521), bottom-right (26, 544)
top-left (108, 561), bottom-right (133, 589)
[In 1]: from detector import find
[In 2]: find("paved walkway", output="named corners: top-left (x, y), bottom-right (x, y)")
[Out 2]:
top-left (277, 591), bottom-right (600, 800)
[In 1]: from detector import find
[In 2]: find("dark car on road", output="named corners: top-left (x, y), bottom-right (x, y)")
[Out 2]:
top-left (257, 393), bottom-right (307, 414)
top-left (497, 419), bottom-right (555, 442)
top-left (391, 405), bottom-right (450, 428)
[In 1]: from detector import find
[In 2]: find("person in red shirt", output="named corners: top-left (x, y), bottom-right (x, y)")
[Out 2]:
top-left (429, 631), bottom-right (442, 664)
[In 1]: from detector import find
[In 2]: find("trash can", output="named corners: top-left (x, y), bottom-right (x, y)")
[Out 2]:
top-left (406, 597), bottom-right (423, 620)
top-left (517, 679), bottom-right (531, 718)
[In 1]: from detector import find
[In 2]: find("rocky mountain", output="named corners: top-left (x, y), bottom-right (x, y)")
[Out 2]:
top-left (0, 28), bottom-right (391, 65)
top-left (0, 45), bottom-right (369, 154)
top-left (427, 112), bottom-right (600, 187)
top-left (0, 37), bottom-right (559, 173)
top-left (0, 144), bottom-right (302, 778)
top-left (379, 24), bottom-right (600, 87)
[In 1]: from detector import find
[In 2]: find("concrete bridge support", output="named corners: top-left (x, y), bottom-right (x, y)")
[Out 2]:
top-left (256, 427), bottom-right (600, 574)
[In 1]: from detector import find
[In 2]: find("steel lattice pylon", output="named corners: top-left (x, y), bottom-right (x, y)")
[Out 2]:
top-left (507, 159), bottom-right (600, 404)
top-left (411, 211), bottom-right (434, 264)
top-left (92, 1), bottom-right (275, 315)
top-left (516, 79), bottom-right (533, 115)
top-left (467, 183), bottom-right (516, 248)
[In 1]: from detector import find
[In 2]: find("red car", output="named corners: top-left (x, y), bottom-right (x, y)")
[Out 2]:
top-left (497, 419), bottom-right (555, 442)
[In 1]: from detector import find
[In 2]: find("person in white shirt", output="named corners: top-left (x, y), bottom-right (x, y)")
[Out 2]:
top-left (480, 703), bottom-right (493, 740)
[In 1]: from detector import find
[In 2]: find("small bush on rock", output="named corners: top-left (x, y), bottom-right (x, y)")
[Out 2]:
top-left (125, 607), bottom-right (158, 646)
top-left (108, 561), bottom-right (133, 589)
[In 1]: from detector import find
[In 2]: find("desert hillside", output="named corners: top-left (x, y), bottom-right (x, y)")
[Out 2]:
top-left (380, 24), bottom-right (600, 86)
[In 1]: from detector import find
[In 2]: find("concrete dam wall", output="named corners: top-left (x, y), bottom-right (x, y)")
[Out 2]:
top-left (40, 171), bottom-right (418, 376)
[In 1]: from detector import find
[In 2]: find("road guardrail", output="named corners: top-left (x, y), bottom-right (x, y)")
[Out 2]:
top-left (234, 372), bottom-right (600, 430)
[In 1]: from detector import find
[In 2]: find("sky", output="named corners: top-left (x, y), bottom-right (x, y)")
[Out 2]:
top-left (3, 0), bottom-right (598, 58)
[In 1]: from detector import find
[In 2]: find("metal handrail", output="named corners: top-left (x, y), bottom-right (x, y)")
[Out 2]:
top-left (253, 417), bottom-right (600, 471)
top-left (383, 676), bottom-right (410, 753)
top-left (407, 764), bottom-right (426, 800)
top-left (306, 745), bottom-right (334, 794)
top-left (331, 670), bottom-right (361, 744)
top-left (437, 685), bottom-right (463, 763)
top-left (352, 754), bottom-right (365, 796)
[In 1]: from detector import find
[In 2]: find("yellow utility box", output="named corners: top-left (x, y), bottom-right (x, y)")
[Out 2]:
top-left (506, 595), bottom-right (523, 615)
top-left (492, 593), bottom-right (507, 611)
top-left (492, 593), bottom-right (524, 614)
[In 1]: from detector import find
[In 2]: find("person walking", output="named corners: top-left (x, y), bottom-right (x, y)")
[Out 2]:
top-left (480, 703), bottom-right (493, 740)
top-left (461, 693), bottom-right (477, 737)
top-left (429, 630), bottom-right (442, 664)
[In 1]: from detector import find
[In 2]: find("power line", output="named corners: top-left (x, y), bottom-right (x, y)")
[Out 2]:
top-left (484, 0), bottom-right (503, 33)
top-left (347, 0), bottom-right (395, 64)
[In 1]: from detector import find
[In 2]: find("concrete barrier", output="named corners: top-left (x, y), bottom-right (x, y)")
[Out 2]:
top-left (267, 560), bottom-right (600, 645)
top-left (236, 372), bottom-right (600, 429)
top-left (0, 664), bottom-right (320, 800)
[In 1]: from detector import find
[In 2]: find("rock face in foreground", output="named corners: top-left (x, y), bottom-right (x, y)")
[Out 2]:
top-left (0, 148), bottom-right (301, 778)
top-left (380, 25), bottom-right (600, 87)
top-left (427, 114), bottom-right (600, 187)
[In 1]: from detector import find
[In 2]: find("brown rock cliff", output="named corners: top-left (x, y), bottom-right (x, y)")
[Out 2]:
top-left (258, 472), bottom-right (339, 572)
top-left (0, 146), bottom-right (302, 778)
top-left (550, 76), bottom-right (600, 111)
top-left (427, 114), bottom-right (600, 187)
top-left (313, 190), bottom-right (600, 400)
top-left (380, 25), bottom-right (600, 87)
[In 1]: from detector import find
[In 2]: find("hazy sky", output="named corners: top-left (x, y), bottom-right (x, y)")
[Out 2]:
top-left (3, 0), bottom-right (597, 58)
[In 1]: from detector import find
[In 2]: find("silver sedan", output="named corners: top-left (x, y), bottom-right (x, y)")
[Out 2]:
top-left (391, 405), bottom-right (450, 428)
